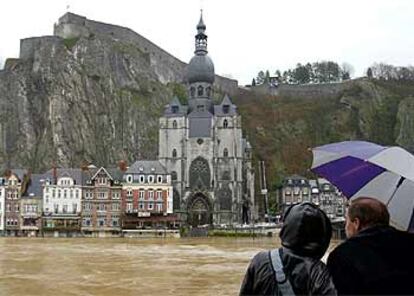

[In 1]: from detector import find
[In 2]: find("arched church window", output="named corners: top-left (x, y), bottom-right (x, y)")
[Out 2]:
top-left (190, 87), bottom-right (195, 98)
top-left (171, 171), bottom-right (178, 181)
top-left (172, 149), bottom-right (177, 158)
top-left (206, 87), bottom-right (211, 97)
top-left (172, 120), bottom-right (177, 129)
top-left (197, 85), bottom-right (204, 96)
top-left (189, 157), bottom-right (210, 189)
top-left (223, 119), bottom-right (228, 128)
top-left (223, 148), bottom-right (229, 158)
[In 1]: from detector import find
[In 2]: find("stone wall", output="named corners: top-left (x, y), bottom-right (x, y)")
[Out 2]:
top-left (53, 13), bottom-right (238, 94)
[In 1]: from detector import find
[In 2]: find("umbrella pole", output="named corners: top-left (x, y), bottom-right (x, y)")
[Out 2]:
top-left (386, 177), bottom-right (405, 206)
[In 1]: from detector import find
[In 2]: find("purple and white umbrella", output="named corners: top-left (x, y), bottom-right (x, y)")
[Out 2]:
top-left (311, 141), bottom-right (414, 231)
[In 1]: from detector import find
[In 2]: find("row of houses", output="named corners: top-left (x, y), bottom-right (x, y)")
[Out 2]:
top-left (0, 160), bottom-right (177, 237)
top-left (278, 175), bottom-right (346, 221)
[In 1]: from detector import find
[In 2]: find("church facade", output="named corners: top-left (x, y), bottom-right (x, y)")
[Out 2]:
top-left (158, 14), bottom-right (256, 226)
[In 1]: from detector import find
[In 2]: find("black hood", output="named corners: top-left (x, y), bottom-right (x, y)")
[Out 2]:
top-left (280, 202), bottom-right (332, 259)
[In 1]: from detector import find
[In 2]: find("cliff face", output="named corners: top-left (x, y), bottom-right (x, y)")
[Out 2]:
top-left (235, 79), bottom-right (414, 187)
top-left (0, 13), bottom-right (237, 172)
top-left (1, 13), bottom-right (413, 183)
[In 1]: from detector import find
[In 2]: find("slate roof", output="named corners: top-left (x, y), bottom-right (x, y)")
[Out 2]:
top-left (283, 175), bottom-right (310, 187)
top-left (163, 96), bottom-right (188, 117)
top-left (188, 110), bottom-right (212, 138)
top-left (214, 95), bottom-right (238, 116)
top-left (126, 160), bottom-right (167, 175)
top-left (43, 168), bottom-right (85, 186)
top-left (23, 174), bottom-right (44, 198)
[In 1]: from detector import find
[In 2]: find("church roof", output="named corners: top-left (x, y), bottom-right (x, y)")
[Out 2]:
top-left (214, 95), bottom-right (238, 116)
top-left (188, 110), bottom-right (212, 138)
top-left (163, 96), bottom-right (188, 117)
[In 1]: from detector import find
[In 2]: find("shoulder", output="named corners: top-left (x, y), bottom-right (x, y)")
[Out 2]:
top-left (249, 250), bottom-right (272, 269)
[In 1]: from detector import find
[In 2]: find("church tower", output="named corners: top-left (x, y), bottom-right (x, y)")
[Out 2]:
top-left (158, 12), bottom-right (255, 226)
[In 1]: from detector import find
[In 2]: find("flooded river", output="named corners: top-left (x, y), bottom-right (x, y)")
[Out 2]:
top-left (0, 237), bottom-right (339, 296)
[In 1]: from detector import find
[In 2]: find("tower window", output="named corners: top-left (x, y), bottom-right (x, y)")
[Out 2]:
top-left (223, 119), bottom-right (228, 128)
top-left (197, 85), bottom-right (203, 96)
top-left (172, 149), bottom-right (177, 158)
top-left (190, 87), bottom-right (195, 97)
top-left (172, 106), bottom-right (179, 113)
top-left (223, 148), bottom-right (229, 158)
top-left (172, 120), bottom-right (177, 129)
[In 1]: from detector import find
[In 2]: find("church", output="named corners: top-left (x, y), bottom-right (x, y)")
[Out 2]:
top-left (158, 14), bottom-right (256, 226)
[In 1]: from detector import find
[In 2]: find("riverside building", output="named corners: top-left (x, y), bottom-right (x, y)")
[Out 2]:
top-left (42, 168), bottom-right (83, 237)
top-left (81, 167), bottom-right (123, 237)
top-left (121, 160), bottom-right (174, 230)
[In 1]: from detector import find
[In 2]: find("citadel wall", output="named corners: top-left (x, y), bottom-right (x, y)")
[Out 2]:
top-left (53, 13), bottom-right (238, 94)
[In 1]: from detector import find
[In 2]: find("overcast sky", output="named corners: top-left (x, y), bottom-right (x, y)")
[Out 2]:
top-left (0, 0), bottom-right (413, 84)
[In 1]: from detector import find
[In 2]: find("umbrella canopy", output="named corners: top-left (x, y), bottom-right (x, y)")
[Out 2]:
top-left (311, 141), bottom-right (414, 231)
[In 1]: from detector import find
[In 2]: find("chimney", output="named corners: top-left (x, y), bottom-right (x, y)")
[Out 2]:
top-left (118, 160), bottom-right (128, 172)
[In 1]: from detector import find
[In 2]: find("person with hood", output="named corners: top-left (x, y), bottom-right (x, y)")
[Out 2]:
top-left (239, 202), bottom-right (336, 296)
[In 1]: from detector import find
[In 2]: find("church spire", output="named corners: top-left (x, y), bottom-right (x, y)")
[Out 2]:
top-left (195, 10), bottom-right (208, 55)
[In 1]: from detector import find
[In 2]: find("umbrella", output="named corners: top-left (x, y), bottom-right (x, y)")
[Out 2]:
top-left (311, 141), bottom-right (414, 231)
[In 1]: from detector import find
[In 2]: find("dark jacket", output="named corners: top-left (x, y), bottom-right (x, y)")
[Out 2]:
top-left (240, 203), bottom-right (336, 296)
top-left (327, 225), bottom-right (414, 295)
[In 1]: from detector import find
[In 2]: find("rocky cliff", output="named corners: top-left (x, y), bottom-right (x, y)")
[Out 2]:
top-left (0, 13), bottom-right (237, 172)
top-left (236, 78), bottom-right (414, 188)
top-left (1, 12), bottom-right (413, 187)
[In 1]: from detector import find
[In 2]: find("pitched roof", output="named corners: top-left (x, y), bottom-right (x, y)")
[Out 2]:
top-left (214, 94), bottom-right (238, 116)
top-left (126, 160), bottom-right (167, 175)
top-left (163, 96), bottom-right (188, 117)
top-left (23, 174), bottom-right (44, 198)
top-left (43, 168), bottom-right (85, 185)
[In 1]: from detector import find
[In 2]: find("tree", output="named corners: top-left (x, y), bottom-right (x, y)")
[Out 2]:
top-left (293, 63), bottom-right (310, 84)
top-left (341, 62), bottom-right (354, 80)
top-left (265, 70), bottom-right (270, 83)
top-left (256, 71), bottom-right (266, 85)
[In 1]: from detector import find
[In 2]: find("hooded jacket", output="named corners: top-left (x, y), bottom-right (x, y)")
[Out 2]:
top-left (240, 202), bottom-right (336, 296)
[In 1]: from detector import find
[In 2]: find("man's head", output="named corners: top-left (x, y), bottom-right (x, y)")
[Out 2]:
top-left (280, 202), bottom-right (332, 259)
top-left (345, 197), bottom-right (390, 238)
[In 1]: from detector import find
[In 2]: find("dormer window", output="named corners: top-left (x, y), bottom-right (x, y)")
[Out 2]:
top-left (172, 120), bottom-right (177, 129)
top-left (148, 175), bottom-right (154, 183)
top-left (172, 105), bottom-right (179, 113)
top-left (157, 175), bottom-right (163, 183)
top-left (197, 85), bottom-right (203, 96)
top-left (126, 175), bottom-right (133, 183)
top-left (223, 105), bottom-right (230, 114)
top-left (139, 175), bottom-right (145, 183)
top-left (223, 119), bottom-right (228, 128)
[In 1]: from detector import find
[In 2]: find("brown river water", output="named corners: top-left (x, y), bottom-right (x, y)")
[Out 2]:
top-left (0, 237), bottom-right (340, 296)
